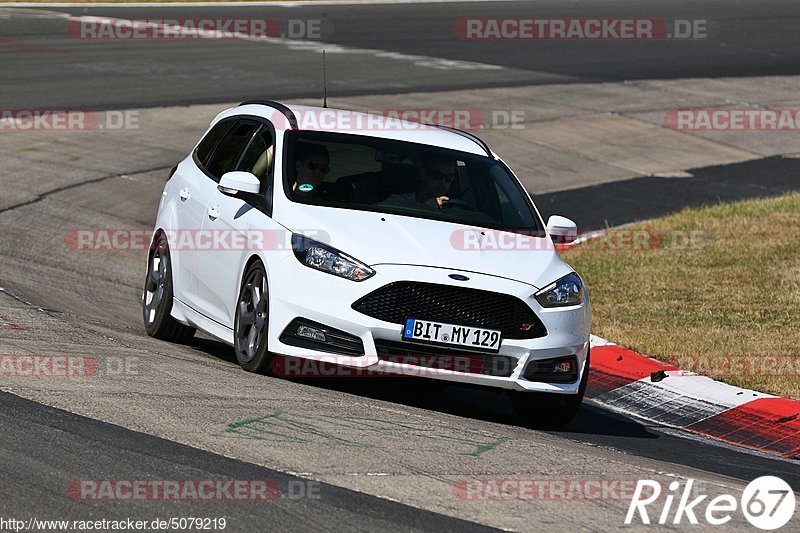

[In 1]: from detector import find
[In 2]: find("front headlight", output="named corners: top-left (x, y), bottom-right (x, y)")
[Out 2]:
top-left (291, 234), bottom-right (375, 282)
top-left (535, 272), bottom-right (584, 307)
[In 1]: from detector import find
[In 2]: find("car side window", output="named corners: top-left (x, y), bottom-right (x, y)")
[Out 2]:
top-left (236, 127), bottom-right (275, 184)
top-left (205, 121), bottom-right (260, 182)
top-left (195, 117), bottom-right (237, 168)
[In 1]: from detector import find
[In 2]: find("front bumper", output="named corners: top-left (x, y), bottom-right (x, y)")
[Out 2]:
top-left (267, 260), bottom-right (590, 393)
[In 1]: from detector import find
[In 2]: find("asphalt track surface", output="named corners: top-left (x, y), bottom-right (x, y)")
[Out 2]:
top-left (2, 1), bottom-right (800, 530)
top-left (0, 0), bottom-right (798, 108)
top-left (534, 156), bottom-right (800, 230)
top-left (0, 390), bottom-right (496, 532)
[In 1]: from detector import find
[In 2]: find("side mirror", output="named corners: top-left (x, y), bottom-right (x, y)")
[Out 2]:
top-left (546, 215), bottom-right (578, 244)
top-left (218, 171), bottom-right (261, 196)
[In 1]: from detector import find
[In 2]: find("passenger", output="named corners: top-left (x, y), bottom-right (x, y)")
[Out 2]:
top-left (382, 155), bottom-right (455, 209)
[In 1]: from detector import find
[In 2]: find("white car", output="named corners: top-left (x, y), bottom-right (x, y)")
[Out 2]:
top-left (143, 101), bottom-right (590, 426)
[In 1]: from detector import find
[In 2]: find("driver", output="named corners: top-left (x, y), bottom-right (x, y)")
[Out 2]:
top-left (383, 155), bottom-right (455, 209)
top-left (292, 142), bottom-right (331, 195)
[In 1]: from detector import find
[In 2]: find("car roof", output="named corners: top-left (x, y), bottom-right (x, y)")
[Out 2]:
top-left (229, 101), bottom-right (492, 157)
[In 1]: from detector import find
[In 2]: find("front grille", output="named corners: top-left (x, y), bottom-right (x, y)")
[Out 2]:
top-left (375, 340), bottom-right (516, 377)
top-left (352, 281), bottom-right (546, 339)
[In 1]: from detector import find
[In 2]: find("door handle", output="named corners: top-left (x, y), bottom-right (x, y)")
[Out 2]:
top-left (179, 188), bottom-right (190, 202)
top-left (208, 205), bottom-right (220, 221)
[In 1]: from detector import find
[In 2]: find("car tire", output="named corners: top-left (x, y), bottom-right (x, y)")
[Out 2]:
top-left (234, 261), bottom-right (273, 374)
top-left (511, 350), bottom-right (589, 428)
top-left (143, 234), bottom-right (196, 343)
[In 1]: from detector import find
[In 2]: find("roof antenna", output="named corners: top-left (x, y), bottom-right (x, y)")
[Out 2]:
top-left (322, 49), bottom-right (328, 108)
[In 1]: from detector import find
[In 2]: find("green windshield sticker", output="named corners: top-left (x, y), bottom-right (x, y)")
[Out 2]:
top-left (298, 183), bottom-right (314, 192)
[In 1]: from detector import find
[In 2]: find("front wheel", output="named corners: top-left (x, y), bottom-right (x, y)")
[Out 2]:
top-left (511, 350), bottom-right (589, 428)
top-left (234, 261), bottom-right (273, 374)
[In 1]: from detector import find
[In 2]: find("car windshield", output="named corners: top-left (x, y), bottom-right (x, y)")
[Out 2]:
top-left (283, 131), bottom-right (545, 234)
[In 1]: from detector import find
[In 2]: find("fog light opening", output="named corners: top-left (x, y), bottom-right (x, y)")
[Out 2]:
top-left (553, 360), bottom-right (575, 374)
top-left (523, 355), bottom-right (579, 383)
top-left (296, 325), bottom-right (327, 342)
top-left (279, 318), bottom-right (365, 356)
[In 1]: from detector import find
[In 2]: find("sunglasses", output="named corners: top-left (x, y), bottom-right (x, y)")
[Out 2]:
top-left (426, 169), bottom-right (455, 182)
top-left (306, 160), bottom-right (330, 174)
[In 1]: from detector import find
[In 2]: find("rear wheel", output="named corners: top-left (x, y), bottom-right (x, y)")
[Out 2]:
top-left (142, 234), bottom-right (196, 343)
top-left (511, 350), bottom-right (589, 428)
top-left (234, 261), bottom-right (273, 374)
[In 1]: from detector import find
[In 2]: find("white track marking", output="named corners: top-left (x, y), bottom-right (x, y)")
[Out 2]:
top-left (3, 1), bottom-right (524, 9)
top-left (62, 14), bottom-right (503, 71)
top-left (0, 7), bottom-right (72, 18)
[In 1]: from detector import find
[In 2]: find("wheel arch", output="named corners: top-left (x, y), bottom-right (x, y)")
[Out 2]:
top-left (148, 228), bottom-right (167, 253)
top-left (239, 253), bottom-right (270, 293)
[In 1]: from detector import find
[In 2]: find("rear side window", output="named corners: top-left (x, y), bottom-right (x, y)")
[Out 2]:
top-left (195, 118), bottom-right (237, 167)
top-left (237, 128), bottom-right (275, 183)
top-left (205, 121), bottom-right (260, 182)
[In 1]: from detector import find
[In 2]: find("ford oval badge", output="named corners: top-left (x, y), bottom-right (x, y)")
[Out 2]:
top-left (449, 274), bottom-right (469, 281)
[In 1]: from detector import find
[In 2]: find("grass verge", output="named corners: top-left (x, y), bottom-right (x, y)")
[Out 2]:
top-left (561, 192), bottom-right (800, 399)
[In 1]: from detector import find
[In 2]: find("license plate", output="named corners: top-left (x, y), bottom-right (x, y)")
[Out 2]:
top-left (402, 318), bottom-right (502, 352)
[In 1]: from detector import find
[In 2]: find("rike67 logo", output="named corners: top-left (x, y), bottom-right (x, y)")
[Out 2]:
top-left (626, 476), bottom-right (795, 530)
